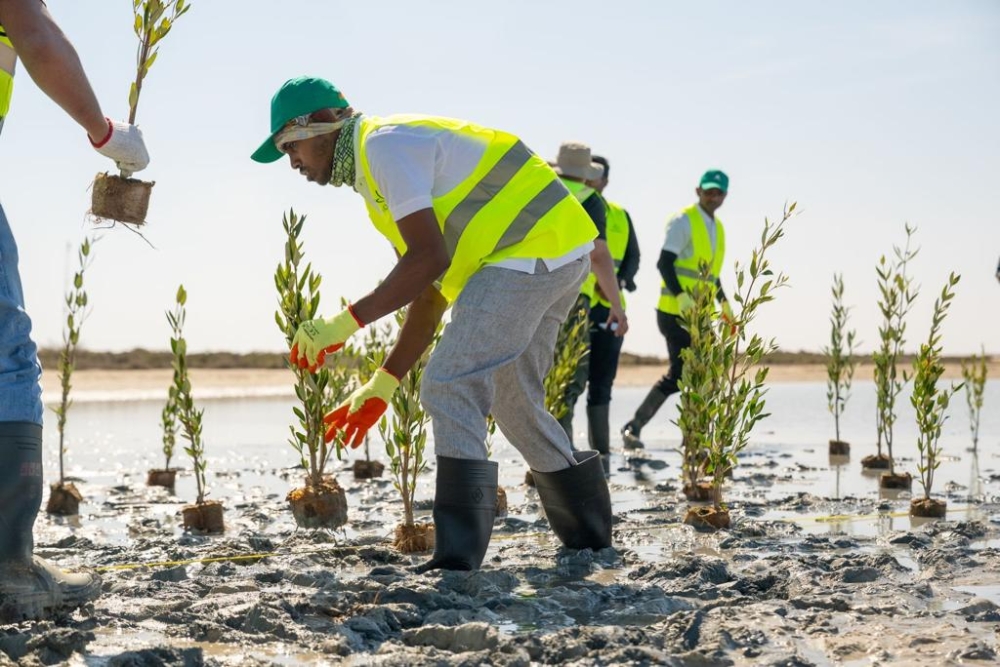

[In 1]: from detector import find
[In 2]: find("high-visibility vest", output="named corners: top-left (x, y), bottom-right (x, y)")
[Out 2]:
top-left (559, 177), bottom-right (599, 301)
top-left (0, 22), bottom-right (16, 132)
top-left (591, 199), bottom-right (630, 309)
top-left (356, 115), bottom-right (597, 303)
top-left (657, 204), bottom-right (726, 314)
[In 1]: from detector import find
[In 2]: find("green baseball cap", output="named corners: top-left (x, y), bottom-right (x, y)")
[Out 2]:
top-left (699, 169), bottom-right (729, 192)
top-left (251, 76), bottom-right (349, 163)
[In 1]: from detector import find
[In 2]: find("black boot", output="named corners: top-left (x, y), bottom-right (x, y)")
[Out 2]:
top-left (620, 387), bottom-right (669, 449)
top-left (531, 451), bottom-right (612, 550)
top-left (586, 404), bottom-right (610, 455)
top-left (414, 456), bottom-right (497, 573)
top-left (0, 422), bottom-right (101, 622)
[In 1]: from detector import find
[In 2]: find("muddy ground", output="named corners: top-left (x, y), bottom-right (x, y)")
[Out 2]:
top-left (2, 444), bottom-right (999, 667)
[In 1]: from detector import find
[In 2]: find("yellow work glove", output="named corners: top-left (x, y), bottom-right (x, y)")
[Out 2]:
top-left (324, 368), bottom-right (400, 447)
top-left (290, 305), bottom-right (364, 372)
top-left (677, 292), bottom-right (695, 314)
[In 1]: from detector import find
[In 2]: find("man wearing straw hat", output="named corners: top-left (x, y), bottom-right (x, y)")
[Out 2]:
top-left (252, 76), bottom-right (620, 572)
top-left (0, 0), bottom-right (149, 621)
top-left (621, 169), bottom-right (733, 449)
top-left (547, 142), bottom-right (628, 446)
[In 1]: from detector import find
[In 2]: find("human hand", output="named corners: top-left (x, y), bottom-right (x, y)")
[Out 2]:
top-left (324, 368), bottom-right (400, 446)
top-left (677, 292), bottom-right (695, 314)
top-left (89, 119), bottom-right (149, 177)
top-left (290, 306), bottom-right (364, 372)
top-left (606, 304), bottom-right (628, 337)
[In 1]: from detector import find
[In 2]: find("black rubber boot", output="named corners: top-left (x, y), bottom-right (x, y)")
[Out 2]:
top-left (414, 456), bottom-right (498, 573)
top-left (531, 451), bottom-right (612, 550)
top-left (586, 404), bottom-right (610, 455)
top-left (0, 422), bottom-right (100, 622)
top-left (620, 387), bottom-right (669, 449)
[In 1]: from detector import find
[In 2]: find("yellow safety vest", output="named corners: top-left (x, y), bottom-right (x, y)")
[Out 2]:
top-left (591, 199), bottom-right (630, 309)
top-left (0, 22), bottom-right (16, 131)
top-left (559, 177), bottom-right (599, 301)
top-left (657, 204), bottom-right (726, 314)
top-left (356, 115), bottom-right (597, 303)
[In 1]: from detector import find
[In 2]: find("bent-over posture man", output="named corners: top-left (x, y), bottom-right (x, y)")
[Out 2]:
top-left (0, 0), bottom-right (149, 621)
top-left (252, 76), bottom-right (621, 571)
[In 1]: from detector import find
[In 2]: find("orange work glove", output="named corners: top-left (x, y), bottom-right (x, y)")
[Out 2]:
top-left (289, 305), bottom-right (364, 372)
top-left (324, 368), bottom-right (400, 447)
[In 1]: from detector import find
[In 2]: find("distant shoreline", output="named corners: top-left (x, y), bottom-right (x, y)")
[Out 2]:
top-left (36, 348), bottom-right (997, 372)
top-left (41, 359), bottom-right (998, 403)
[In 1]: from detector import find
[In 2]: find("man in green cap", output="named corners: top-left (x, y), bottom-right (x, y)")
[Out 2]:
top-left (253, 76), bottom-right (618, 572)
top-left (621, 169), bottom-right (733, 449)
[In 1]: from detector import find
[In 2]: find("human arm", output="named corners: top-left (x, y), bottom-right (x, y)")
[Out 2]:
top-left (657, 249), bottom-right (683, 296)
top-left (583, 193), bottom-right (627, 335)
top-left (591, 240), bottom-right (627, 335)
top-left (289, 208), bottom-right (449, 371)
top-left (618, 210), bottom-right (640, 292)
top-left (323, 283), bottom-right (447, 447)
top-left (381, 281), bottom-right (448, 380)
top-left (0, 0), bottom-right (149, 172)
top-left (0, 0), bottom-right (107, 139)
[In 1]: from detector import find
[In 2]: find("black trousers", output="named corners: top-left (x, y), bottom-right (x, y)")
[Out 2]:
top-left (563, 301), bottom-right (625, 410)
top-left (652, 310), bottom-right (690, 397)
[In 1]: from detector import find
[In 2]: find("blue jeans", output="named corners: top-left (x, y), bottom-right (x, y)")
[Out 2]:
top-left (0, 203), bottom-right (43, 424)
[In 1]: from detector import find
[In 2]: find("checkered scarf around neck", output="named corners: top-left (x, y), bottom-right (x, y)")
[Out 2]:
top-left (272, 108), bottom-right (359, 188)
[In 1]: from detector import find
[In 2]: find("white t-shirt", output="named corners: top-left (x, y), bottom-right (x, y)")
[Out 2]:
top-left (662, 204), bottom-right (719, 258)
top-left (355, 118), bottom-right (592, 273)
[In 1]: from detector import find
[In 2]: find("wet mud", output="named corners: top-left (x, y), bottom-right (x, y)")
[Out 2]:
top-left (3, 451), bottom-right (998, 666)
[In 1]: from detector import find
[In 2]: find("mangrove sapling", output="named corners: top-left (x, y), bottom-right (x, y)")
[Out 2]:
top-left (677, 204), bottom-right (795, 530)
top-left (168, 285), bottom-right (224, 533)
top-left (824, 273), bottom-right (858, 456)
top-left (46, 238), bottom-right (93, 516)
top-left (274, 210), bottom-right (350, 529)
top-left (91, 0), bottom-right (192, 227)
top-left (378, 309), bottom-right (436, 553)
top-left (353, 319), bottom-right (394, 480)
top-left (910, 273), bottom-right (962, 518)
top-left (868, 224), bottom-right (919, 487)
top-left (960, 347), bottom-right (988, 454)
top-left (675, 277), bottom-right (720, 503)
top-left (147, 384), bottom-right (180, 488)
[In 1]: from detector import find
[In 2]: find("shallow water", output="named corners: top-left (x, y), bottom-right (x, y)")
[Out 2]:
top-left (16, 379), bottom-right (1000, 666)
top-left (38, 379), bottom-right (1000, 545)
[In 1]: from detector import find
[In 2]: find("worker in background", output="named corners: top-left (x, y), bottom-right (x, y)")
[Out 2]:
top-left (621, 170), bottom-right (732, 449)
top-left (549, 142), bottom-right (627, 444)
top-left (580, 155), bottom-right (639, 462)
top-left (0, 0), bottom-right (149, 621)
top-left (252, 77), bottom-right (622, 573)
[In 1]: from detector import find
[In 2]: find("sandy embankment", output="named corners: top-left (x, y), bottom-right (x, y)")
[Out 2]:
top-left (57, 359), bottom-right (999, 397)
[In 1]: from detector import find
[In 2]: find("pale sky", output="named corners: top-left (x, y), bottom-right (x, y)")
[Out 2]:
top-left (1, 0), bottom-right (997, 359)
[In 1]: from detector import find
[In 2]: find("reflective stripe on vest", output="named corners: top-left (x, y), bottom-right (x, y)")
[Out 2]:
top-left (356, 115), bottom-right (598, 303)
top-left (592, 199), bottom-right (631, 309)
top-left (657, 204), bottom-right (726, 314)
top-left (0, 23), bottom-right (16, 126)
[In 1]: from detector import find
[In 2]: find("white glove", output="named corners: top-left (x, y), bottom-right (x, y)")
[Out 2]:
top-left (90, 119), bottom-right (150, 177)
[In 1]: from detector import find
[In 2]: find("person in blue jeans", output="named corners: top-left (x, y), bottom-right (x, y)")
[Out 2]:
top-left (0, 0), bottom-right (149, 621)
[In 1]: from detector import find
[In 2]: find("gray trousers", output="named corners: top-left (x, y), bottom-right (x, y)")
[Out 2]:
top-left (421, 256), bottom-right (590, 472)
